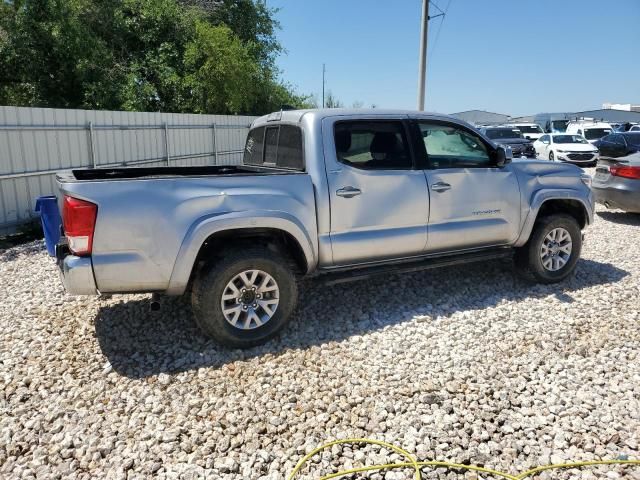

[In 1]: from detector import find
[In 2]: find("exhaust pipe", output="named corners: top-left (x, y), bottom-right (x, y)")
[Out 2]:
top-left (150, 293), bottom-right (161, 311)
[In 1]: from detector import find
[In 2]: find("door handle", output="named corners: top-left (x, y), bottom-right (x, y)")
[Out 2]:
top-left (431, 182), bottom-right (451, 192)
top-left (336, 186), bottom-right (362, 198)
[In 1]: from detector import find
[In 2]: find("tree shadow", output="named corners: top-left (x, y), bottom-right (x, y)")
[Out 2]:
top-left (94, 258), bottom-right (629, 378)
top-left (597, 210), bottom-right (640, 226)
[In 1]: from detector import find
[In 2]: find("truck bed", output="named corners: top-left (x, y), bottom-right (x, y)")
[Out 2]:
top-left (56, 167), bottom-right (317, 294)
top-left (57, 164), bottom-right (302, 182)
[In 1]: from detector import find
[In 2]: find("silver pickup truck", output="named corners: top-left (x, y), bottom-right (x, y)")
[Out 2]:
top-left (55, 109), bottom-right (594, 347)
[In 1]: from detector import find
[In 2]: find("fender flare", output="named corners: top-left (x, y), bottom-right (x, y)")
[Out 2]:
top-left (514, 189), bottom-right (594, 247)
top-left (165, 210), bottom-right (317, 295)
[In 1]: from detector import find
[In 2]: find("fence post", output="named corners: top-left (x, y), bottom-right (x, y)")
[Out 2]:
top-left (163, 122), bottom-right (170, 166)
top-left (88, 122), bottom-right (97, 168)
top-left (212, 123), bottom-right (219, 166)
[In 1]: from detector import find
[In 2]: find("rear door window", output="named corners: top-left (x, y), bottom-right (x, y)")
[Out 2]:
top-left (334, 121), bottom-right (412, 169)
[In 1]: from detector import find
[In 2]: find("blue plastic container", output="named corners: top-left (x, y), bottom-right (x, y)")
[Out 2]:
top-left (35, 196), bottom-right (62, 257)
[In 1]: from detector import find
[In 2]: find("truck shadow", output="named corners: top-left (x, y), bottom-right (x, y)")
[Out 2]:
top-left (596, 210), bottom-right (640, 226)
top-left (94, 258), bottom-right (628, 378)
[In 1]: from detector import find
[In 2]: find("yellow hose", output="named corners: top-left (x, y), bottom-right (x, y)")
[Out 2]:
top-left (287, 438), bottom-right (640, 480)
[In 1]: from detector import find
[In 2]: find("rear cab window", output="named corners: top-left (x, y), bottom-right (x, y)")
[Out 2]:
top-left (243, 124), bottom-right (304, 170)
top-left (244, 126), bottom-right (265, 165)
top-left (333, 121), bottom-right (412, 169)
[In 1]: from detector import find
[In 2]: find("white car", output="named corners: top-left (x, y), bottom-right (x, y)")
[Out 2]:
top-left (565, 120), bottom-right (613, 144)
top-left (534, 133), bottom-right (599, 166)
top-left (509, 123), bottom-right (544, 141)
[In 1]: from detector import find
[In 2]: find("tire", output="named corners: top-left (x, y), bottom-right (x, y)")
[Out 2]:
top-left (514, 213), bottom-right (582, 284)
top-left (191, 247), bottom-right (298, 348)
top-left (548, 151), bottom-right (554, 161)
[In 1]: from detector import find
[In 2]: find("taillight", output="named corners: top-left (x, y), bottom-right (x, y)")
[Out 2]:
top-left (609, 165), bottom-right (640, 180)
top-left (62, 195), bottom-right (97, 256)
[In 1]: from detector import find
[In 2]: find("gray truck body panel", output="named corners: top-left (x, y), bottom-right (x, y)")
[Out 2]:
top-left (56, 109), bottom-right (594, 296)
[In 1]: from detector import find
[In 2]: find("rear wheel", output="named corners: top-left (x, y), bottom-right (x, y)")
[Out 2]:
top-left (191, 247), bottom-right (298, 348)
top-left (515, 213), bottom-right (581, 283)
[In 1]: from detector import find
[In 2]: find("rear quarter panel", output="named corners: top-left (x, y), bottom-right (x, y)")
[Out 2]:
top-left (58, 173), bottom-right (317, 294)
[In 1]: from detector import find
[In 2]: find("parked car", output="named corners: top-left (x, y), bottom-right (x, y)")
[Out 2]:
top-left (509, 123), bottom-right (544, 141)
top-left (593, 132), bottom-right (640, 159)
top-left (613, 122), bottom-right (640, 132)
top-left (533, 133), bottom-right (599, 166)
top-left (52, 109), bottom-right (594, 347)
top-left (479, 126), bottom-right (537, 158)
top-left (592, 152), bottom-right (640, 213)
top-left (565, 120), bottom-right (613, 144)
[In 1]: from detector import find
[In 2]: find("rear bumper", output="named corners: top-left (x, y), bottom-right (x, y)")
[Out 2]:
top-left (56, 243), bottom-right (98, 295)
top-left (593, 184), bottom-right (640, 212)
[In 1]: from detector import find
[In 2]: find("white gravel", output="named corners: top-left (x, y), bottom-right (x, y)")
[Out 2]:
top-left (1, 202), bottom-right (640, 480)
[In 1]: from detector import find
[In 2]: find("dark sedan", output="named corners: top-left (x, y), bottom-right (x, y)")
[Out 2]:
top-left (593, 132), bottom-right (640, 159)
top-left (479, 127), bottom-right (536, 158)
top-left (592, 152), bottom-right (640, 213)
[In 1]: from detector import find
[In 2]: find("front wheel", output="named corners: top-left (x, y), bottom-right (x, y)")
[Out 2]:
top-left (515, 214), bottom-right (582, 283)
top-left (191, 247), bottom-right (298, 348)
top-left (548, 151), bottom-right (555, 161)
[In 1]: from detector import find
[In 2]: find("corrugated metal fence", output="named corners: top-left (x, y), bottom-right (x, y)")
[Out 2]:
top-left (0, 106), bottom-right (258, 234)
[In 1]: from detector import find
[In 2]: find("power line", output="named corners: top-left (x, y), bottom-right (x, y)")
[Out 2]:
top-left (428, 0), bottom-right (452, 61)
top-left (429, 0), bottom-right (445, 18)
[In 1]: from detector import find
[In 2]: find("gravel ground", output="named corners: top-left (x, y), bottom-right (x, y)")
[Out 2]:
top-left (1, 201), bottom-right (640, 480)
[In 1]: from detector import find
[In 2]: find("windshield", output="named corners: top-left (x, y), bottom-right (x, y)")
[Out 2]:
top-left (551, 120), bottom-right (569, 132)
top-left (626, 133), bottom-right (640, 146)
top-left (485, 128), bottom-right (523, 140)
top-left (584, 128), bottom-right (612, 140)
top-left (552, 135), bottom-right (588, 144)
top-left (515, 125), bottom-right (543, 134)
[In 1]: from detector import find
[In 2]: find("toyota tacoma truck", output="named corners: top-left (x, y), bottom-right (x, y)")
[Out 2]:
top-left (54, 109), bottom-right (594, 347)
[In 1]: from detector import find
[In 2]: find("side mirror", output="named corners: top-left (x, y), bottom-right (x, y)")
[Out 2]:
top-left (495, 145), bottom-right (512, 167)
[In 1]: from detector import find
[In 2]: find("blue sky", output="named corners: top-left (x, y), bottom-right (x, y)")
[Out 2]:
top-left (268, 0), bottom-right (640, 116)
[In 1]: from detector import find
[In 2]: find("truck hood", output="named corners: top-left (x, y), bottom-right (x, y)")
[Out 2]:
top-left (510, 158), bottom-right (584, 176)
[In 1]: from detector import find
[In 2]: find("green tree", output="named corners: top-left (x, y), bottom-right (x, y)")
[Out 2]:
top-left (0, 0), bottom-right (310, 114)
top-left (183, 21), bottom-right (258, 113)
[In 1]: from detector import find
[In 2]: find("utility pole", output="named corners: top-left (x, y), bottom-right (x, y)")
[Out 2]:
top-left (417, 0), bottom-right (429, 111)
top-left (322, 63), bottom-right (326, 108)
